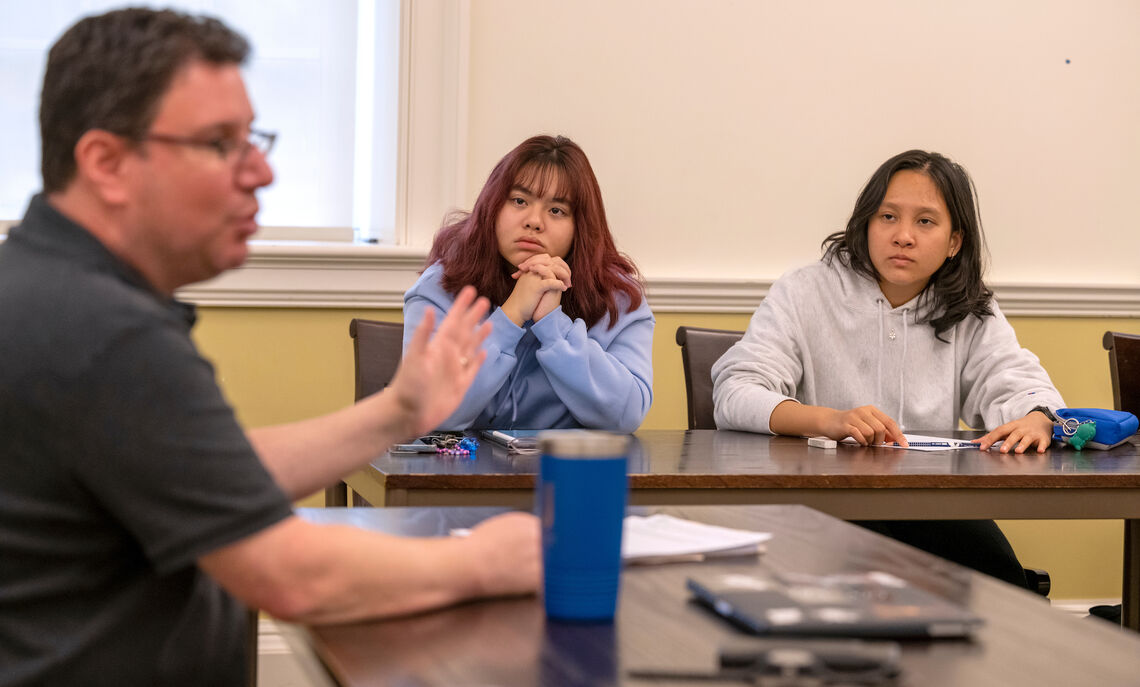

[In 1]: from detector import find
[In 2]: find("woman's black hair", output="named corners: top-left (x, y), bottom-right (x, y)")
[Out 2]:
top-left (821, 149), bottom-right (993, 342)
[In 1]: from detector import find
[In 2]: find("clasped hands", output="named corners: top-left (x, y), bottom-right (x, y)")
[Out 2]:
top-left (819, 405), bottom-right (1054, 454)
top-left (501, 254), bottom-right (571, 326)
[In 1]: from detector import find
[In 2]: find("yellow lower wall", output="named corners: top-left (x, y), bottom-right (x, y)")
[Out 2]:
top-left (192, 308), bottom-right (1140, 600)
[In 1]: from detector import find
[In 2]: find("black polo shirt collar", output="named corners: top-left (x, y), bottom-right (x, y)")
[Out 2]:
top-left (13, 193), bottom-right (197, 327)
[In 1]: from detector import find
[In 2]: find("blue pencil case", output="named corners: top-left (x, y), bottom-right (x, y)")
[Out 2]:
top-left (1052, 408), bottom-right (1138, 450)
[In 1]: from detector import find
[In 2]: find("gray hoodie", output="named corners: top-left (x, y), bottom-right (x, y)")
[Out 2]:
top-left (712, 260), bottom-right (1064, 434)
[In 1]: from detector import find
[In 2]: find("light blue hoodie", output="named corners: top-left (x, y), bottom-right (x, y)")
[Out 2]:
top-left (403, 262), bottom-right (655, 431)
top-left (712, 259), bottom-right (1064, 433)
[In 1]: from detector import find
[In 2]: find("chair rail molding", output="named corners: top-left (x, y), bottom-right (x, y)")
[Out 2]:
top-left (646, 279), bottom-right (1140, 317)
top-left (177, 243), bottom-right (1140, 317)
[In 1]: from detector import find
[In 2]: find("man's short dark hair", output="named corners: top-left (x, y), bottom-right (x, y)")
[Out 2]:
top-left (40, 8), bottom-right (250, 193)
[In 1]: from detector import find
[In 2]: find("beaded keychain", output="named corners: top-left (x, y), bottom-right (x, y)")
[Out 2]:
top-left (418, 433), bottom-right (479, 456)
top-left (440, 437), bottom-right (479, 456)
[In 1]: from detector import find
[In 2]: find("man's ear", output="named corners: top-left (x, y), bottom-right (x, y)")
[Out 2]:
top-left (72, 130), bottom-right (136, 205)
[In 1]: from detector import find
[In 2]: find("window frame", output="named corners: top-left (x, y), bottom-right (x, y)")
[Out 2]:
top-left (0, 0), bottom-right (466, 308)
top-left (177, 0), bottom-right (466, 307)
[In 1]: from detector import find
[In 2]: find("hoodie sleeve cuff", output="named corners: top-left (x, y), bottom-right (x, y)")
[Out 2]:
top-left (530, 306), bottom-right (572, 345)
top-left (486, 307), bottom-right (527, 351)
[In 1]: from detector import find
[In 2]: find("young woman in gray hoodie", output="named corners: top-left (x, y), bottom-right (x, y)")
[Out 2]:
top-left (711, 149), bottom-right (1065, 588)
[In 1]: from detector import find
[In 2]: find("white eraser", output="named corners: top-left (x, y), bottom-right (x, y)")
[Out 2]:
top-left (807, 436), bottom-right (837, 449)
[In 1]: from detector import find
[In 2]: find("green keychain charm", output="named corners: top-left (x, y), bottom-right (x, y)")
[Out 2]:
top-left (1066, 422), bottom-right (1097, 451)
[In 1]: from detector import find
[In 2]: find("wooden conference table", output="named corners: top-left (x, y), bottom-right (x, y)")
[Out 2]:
top-left (294, 505), bottom-right (1140, 687)
top-left (342, 429), bottom-right (1140, 630)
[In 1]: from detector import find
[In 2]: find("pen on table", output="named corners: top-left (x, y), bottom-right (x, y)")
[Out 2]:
top-left (488, 430), bottom-right (515, 444)
top-left (893, 441), bottom-right (981, 448)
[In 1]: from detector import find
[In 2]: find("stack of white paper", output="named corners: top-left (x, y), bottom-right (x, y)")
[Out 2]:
top-left (622, 514), bottom-right (771, 565)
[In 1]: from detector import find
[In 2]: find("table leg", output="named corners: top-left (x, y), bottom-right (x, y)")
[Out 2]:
top-left (1125, 519), bottom-right (1140, 631)
top-left (246, 608), bottom-right (258, 687)
top-left (325, 482), bottom-right (348, 507)
top-left (351, 490), bottom-right (374, 507)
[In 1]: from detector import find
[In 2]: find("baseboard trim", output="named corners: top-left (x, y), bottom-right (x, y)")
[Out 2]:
top-left (258, 618), bottom-right (292, 655)
top-left (1051, 598), bottom-right (1120, 618)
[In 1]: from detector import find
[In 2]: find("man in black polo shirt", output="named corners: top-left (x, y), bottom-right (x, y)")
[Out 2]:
top-left (0, 9), bottom-right (539, 686)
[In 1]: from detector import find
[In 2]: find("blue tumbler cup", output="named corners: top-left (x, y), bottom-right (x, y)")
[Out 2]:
top-left (536, 430), bottom-right (629, 622)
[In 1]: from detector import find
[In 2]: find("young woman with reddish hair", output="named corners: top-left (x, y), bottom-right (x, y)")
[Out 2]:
top-left (403, 135), bottom-right (653, 431)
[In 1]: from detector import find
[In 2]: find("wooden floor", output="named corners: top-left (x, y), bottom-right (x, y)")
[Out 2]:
top-left (258, 619), bottom-right (335, 687)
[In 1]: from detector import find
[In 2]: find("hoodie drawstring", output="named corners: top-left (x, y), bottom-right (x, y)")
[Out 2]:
top-left (876, 300), bottom-right (885, 404)
top-left (898, 308), bottom-right (909, 430)
top-left (876, 299), bottom-right (909, 431)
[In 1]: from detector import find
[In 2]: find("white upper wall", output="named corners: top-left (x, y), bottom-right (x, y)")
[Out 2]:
top-left (462, 0), bottom-right (1140, 286)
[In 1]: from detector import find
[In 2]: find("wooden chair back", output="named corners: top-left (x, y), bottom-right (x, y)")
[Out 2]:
top-left (1103, 331), bottom-right (1140, 416)
top-left (326, 319), bottom-right (404, 507)
top-left (350, 319), bottom-right (405, 400)
top-left (674, 326), bottom-right (744, 430)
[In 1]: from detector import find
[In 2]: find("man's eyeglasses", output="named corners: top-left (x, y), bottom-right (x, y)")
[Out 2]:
top-left (141, 128), bottom-right (277, 162)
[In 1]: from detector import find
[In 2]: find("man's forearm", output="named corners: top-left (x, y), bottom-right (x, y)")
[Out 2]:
top-left (272, 522), bottom-right (480, 624)
top-left (200, 517), bottom-right (476, 623)
top-left (199, 514), bottom-right (539, 625)
top-left (247, 390), bottom-right (415, 499)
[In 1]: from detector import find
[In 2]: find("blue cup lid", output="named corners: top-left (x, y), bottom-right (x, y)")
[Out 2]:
top-left (537, 430), bottom-right (629, 457)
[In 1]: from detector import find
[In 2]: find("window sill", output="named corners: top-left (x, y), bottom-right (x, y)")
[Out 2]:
top-left (177, 241), bottom-right (430, 308)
